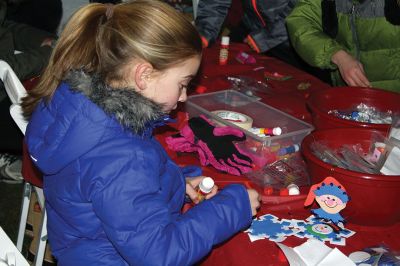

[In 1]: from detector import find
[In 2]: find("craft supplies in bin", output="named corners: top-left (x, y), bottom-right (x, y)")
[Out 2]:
top-left (245, 153), bottom-right (311, 197)
top-left (185, 90), bottom-right (314, 189)
top-left (301, 128), bottom-right (400, 226)
top-left (307, 87), bottom-right (400, 131)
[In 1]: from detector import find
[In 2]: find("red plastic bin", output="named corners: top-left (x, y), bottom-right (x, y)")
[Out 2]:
top-left (301, 128), bottom-right (400, 226)
top-left (307, 87), bottom-right (400, 131)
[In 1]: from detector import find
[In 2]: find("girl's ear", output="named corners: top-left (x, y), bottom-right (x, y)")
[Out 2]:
top-left (134, 62), bottom-right (153, 91)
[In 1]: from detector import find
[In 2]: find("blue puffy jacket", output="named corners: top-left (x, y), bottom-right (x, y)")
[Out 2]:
top-left (26, 71), bottom-right (252, 266)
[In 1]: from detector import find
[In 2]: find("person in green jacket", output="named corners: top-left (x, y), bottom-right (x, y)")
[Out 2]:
top-left (286, 0), bottom-right (400, 92)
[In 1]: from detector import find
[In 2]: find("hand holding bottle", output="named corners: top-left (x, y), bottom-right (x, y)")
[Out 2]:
top-left (186, 176), bottom-right (218, 204)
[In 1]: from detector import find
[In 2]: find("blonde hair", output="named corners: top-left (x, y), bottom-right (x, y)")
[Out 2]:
top-left (22, 0), bottom-right (202, 116)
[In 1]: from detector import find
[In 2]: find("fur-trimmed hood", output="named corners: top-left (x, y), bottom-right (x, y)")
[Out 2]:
top-left (26, 70), bottom-right (170, 174)
top-left (64, 70), bottom-right (166, 135)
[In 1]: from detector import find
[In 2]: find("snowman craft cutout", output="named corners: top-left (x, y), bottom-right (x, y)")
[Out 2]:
top-left (304, 176), bottom-right (350, 225)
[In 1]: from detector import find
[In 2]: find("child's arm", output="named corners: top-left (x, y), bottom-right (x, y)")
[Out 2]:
top-left (88, 149), bottom-right (253, 266)
top-left (286, 0), bottom-right (345, 69)
top-left (185, 176), bottom-right (218, 204)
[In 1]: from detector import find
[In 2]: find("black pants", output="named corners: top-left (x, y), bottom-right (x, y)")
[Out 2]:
top-left (0, 83), bottom-right (23, 154)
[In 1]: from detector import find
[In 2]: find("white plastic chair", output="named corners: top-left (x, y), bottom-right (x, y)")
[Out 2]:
top-left (0, 226), bottom-right (30, 266)
top-left (0, 60), bottom-right (47, 266)
top-left (0, 60), bottom-right (27, 104)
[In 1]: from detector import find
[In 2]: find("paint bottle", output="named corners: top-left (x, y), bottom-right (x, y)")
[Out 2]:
top-left (287, 183), bottom-right (300, 195)
top-left (248, 127), bottom-right (282, 137)
top-left (277, 144), bottom-right (299, 156)
top-left (219, 36), bottom-right (230, 66)
top-left (197, 177), bottom-right (215, 202)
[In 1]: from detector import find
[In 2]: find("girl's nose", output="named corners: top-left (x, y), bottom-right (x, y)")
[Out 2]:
top-left (179, 88), bottom-right (187, 102)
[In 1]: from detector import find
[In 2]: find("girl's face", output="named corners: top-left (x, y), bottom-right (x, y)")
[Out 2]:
top-left (143, 56), bottom-right (201, 113)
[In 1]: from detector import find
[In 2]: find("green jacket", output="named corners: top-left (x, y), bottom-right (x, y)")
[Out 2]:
top-left (286, 0), bottom-right (400, 92)
top-left (0, 0), bottom-right (53, 80)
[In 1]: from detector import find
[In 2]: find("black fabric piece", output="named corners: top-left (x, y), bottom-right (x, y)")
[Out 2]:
top-left (0, 84), bottom-right (23, 153)
top-left (6, 0), bottom-right (62, 34)
top-left (321, 0), bottom-right (338, 38)
top-left (385, 0), bottom-right (400, 25)
top-left (188, 116), bottom-right (252, 174)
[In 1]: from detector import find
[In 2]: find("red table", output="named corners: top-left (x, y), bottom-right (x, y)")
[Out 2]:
top-left (162, 43), bottom-right (400, 265)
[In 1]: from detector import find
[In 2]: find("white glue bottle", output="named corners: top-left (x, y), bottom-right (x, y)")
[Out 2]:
top-left (197, 177), bottom-right (215, 202)
top-left (219, 36), bottom-right (230, 66)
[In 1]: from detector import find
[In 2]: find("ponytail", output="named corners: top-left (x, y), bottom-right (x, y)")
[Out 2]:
top-left (22, 0), bottom-right (202, 117)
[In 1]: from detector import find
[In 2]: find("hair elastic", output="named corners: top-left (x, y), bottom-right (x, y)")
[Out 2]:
top-left (105, 4), bottom-right (114, 20)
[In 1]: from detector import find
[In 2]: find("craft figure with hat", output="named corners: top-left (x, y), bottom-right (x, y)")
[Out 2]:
top-left (304, 176), bottom-right (350, 225)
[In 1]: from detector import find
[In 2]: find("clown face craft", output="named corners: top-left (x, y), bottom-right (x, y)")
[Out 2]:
top-left (304, 176), bottom-right (350, 225)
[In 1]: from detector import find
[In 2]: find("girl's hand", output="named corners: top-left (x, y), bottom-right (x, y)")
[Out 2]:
top-left (331, 50), bottom-right (371, 87)
top-left (247, 189), bottom-right (261, 216)
top-left (185, 176), bottom-right (218, 204)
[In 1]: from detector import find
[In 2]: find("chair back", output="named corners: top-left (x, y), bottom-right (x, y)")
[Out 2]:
top-left (10, 104), bottom-right (27, 134)
top-left (0, 60), bottom-right (27, 104)
top-left (0, 60), bottom-right (29, 133)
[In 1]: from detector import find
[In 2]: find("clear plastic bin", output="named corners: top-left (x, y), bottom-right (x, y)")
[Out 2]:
top-left (185, 90), bottom-right (314, 192)
top-left (185, 90), bottom-right (314, 150)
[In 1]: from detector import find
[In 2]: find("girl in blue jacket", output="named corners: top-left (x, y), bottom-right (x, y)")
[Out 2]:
top-left (22, 1), bottom-right (260, 265)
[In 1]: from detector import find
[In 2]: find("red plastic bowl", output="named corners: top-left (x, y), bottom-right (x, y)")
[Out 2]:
top-left (301, 128), bottom-right (400, 226)
top-left (307, 87), bottom-right (400, 131)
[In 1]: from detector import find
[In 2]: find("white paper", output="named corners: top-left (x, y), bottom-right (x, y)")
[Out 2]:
top-left (318, 248), bottom-right (355, 266)
top-left (294, 239), bottom-right (332, 265)
top-left (389, 128), bottom-right (400, 141)
top-left (277, 239), bottom-right (356, 266)
top-left (380, 146), bottom-right (400, 175)
top-left (277, 242), bottom-right (307, 266)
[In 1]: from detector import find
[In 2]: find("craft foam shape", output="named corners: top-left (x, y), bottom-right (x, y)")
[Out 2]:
top-left (293, 215), bottom-right (355, 246)
top-left (305, 176), bottom-right (350, 224)
top-left (246, 214), bottom-right (298, 242)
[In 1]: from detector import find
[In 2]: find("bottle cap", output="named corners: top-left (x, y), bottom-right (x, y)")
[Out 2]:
top-left (294, 144), bottom-right (300, 152)
top-left (273, 127), bottom-right (282, 136)
top-left (199, 177), bottom-right (215, 194)
top-left (287, 183), bottom-right (300, 195)
top-left (221, 36), bottom-right (230, 46)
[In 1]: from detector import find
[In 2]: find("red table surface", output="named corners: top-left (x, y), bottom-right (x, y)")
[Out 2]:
top-left (22, 43), bottom-right (400, 265)
top-left (176, 43), bottom-right (400, 265)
